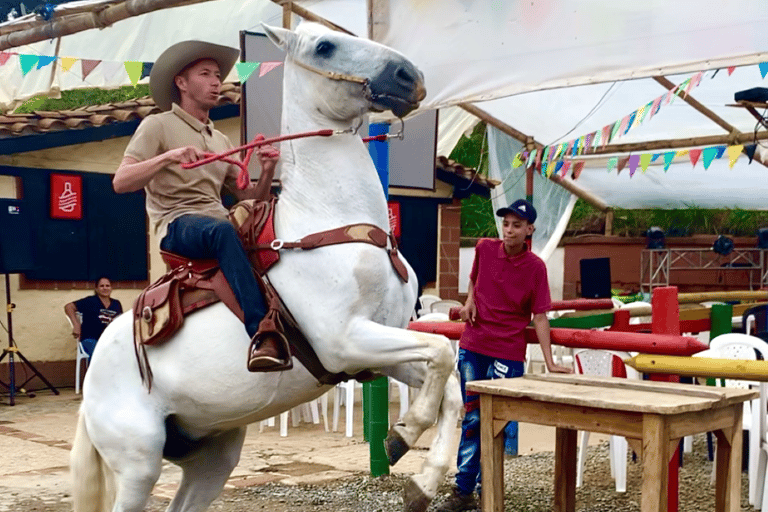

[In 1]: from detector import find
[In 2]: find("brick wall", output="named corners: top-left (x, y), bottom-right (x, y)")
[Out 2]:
top-left (437, 199), bottom-right (462, 301)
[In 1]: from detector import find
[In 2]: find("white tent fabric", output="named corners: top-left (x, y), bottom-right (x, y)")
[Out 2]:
top-left (488, 126), bottom-right (576, 262)
top-left (0, 0), bottom-right (767, 216)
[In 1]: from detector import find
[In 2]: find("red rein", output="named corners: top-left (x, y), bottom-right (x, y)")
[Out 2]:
top-left (181, 130), bottom-right (390, 190)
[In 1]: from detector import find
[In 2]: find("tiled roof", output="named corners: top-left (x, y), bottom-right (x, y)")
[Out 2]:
top-left (435, 155), bottom-right (498, 191)
top-left (0, 83), bottom-right (241, 138)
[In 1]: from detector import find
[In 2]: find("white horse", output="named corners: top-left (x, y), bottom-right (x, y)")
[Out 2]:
top-left (70, 22), bottom-right (461, 512)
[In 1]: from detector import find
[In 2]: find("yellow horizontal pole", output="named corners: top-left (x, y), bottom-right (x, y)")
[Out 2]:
top-left (677, 291), bottom-right (768, 304)
top-left (625, 353), bottom-right (768, 381)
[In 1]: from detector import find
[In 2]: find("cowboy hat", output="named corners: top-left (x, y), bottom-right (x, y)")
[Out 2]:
top-left (150, 40), bottom-right (240, 111)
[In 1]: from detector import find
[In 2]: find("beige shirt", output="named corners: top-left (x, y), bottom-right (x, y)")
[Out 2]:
top-left (124, 103), bottom-right (238, 244)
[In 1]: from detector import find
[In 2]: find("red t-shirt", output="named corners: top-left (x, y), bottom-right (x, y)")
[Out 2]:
top-left (459, 238), bottom-right (551, 361)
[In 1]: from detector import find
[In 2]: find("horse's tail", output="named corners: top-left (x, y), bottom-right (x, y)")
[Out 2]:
top-left (70, 410), bottom-right (116, 512)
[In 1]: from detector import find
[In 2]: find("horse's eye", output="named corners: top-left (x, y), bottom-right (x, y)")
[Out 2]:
top-left (315, 40), bottom-right (335, 57)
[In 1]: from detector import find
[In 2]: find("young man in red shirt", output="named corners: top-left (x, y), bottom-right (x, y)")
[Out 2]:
top-left (437, 199), bottom-right (572, 512)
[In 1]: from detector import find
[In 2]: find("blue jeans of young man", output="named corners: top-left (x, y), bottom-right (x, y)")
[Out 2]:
top-left (80, 338), bottom-right (98, 358)
top-left (455, 348), bottom-right (525, 496)
top-left (160, 214), bottom-right (267, 338)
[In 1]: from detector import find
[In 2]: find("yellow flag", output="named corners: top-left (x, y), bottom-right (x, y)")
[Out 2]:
top-left (727, 145), bottom-right (744, 168)
top-left (511, 152), bottom-right (523, 169)
top-left (675, 149), bottom-right (689, 158)
top-left (59, 57), bottom-right (77, 72)
top-left (124, 61), bottom-right (143, 86)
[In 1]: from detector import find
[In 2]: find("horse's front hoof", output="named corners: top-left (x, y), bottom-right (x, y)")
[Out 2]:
top-left (402, 477), bottom-right (431, 512)
top-left (385, 428), bottom-right (410, 466)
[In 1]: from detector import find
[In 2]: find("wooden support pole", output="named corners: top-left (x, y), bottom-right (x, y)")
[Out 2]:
top-left (653, 76), bottom-right (768, 168)
top-left (272, 0), bottom-right (355, 35)
top-left (0, 0), bottom-right (214, 51)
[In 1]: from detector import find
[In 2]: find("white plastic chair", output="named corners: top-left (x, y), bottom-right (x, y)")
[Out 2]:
top-left (260, 394), bottom-right (329, 437)
top-left (331, 378), bottom-right (411, 437)
top-left (417, 294), bottom-right (441, 317)
top-left (574, 349), bottom-right (636, 493)
top-left (708, 333), bottom-right (768, 507)
top-left (430, 299), bottom-right (463, 315)
top-left (66, 313), bottom-right (89, 394)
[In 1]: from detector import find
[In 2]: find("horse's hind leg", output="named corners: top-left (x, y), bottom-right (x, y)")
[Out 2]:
top-left (165, 427), bottom-right (246, 512)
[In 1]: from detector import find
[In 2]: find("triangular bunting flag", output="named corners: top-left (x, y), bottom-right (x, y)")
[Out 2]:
top-left (140, 62), bottom-right (153, 79)
top-left (617, 156), bottom-right (630, 174)
top-left (560, 160), bottom-right (572, 177)
top-left (534, 146), bottom-right (543, 171)
top-left (650, 96), bottom-right (662, 119)
top-left (674, 79), bottom-right (690, 101)
top-left (601, 125), bottom-right (612, 148)
top-left (81, 59), bottom-right (101, 80)
top-left (565, 139), bottom-right (574, 156)
top-left (683, 77), bottom-right (696, 97)
top-left (554, 160), bottom-right (564, 176)
top-left (59, 57), bottom-right (77, 72)
top-left (701, 147), bottom-right (719, 169)
top-left (618, 115), bottom-right (630, 137)
top-left (607, 156), bottom-right (618, 173)
top-left (744, 144), bottom-right (757, 163)
top-left (99, 61), bottom-right (125, 82)
top-left (628, 154), bottom-right (640, 177)
top-left (727, 145), bottom-right (744, 168)
top-left (663, 151), bottom-right (675, 171)
top-left (124, 61), bottom-right (143, 86)
top-left (36, 55), bottom-right (56, 69)
top-left (259, 61), bottom-right (282, 78)
top-left (236, 61), bottom-right (260, 83)
top-left (689, 148), bottom-right (702, 167)
top-left (591, 131), bottom-right (601, 151)
top-left (651, 153), bottom-right (661, 163)
top-left (637, 103), bottom-right (651, 124)
top-left (715, 145), bottom-right (727, 159)
top-left (640, 153), bottom-right (652, 172)
top-left (19, 54), bottom-right (39, 75)
top-left (664, 88), bottom-right (674, 105)
top-left (540, 146), bottom-right (550, 176)
top-left (0, 52), bottom-right (11, 66)
top-left (511, 152), bottom-right (523, 169)
top-left (572, 161), bottom-right (585, 180)
top-left (759, 62), bottom-right (768, 79)
top-left (526, 148), bottom-right (537, 168)
top-left (690, 71), bottom-right (704, 89)
top-left (675, 149), bottom-right (689, 158)
top-left (610, 120), bottom-right (622, 142)
top-left (624, 111), bottom-right (637, 134)
top-left (583, 133), bottom-right (593, 154)
top-left (727, 66), bottom-right (736, 76)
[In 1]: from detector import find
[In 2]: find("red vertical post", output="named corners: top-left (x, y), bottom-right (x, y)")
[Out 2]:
top-left (650, 286), bottom-right (680, 512)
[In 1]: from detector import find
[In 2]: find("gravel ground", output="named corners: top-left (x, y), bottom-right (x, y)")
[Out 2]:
top-left (5, 433), bottom-right (752, 512)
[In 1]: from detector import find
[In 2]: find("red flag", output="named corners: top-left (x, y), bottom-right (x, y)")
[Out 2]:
top-left (572, 161), bottom-right (585, 180)
top-left (689, 148), bottom-right (702, 167)
top-left (727, 66), bottom-right (736, 76)
top-left (81, 59), bottom-right (101, 80)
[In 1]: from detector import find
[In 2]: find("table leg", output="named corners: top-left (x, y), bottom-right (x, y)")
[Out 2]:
top-left (480, 395), bottom-right (505, 512)
top-left (554, 427), bottom-right (577, 512)
top-left (642, 414), bottom-right (669, 512)
top-left (714, 405), bottom-right (743, 512)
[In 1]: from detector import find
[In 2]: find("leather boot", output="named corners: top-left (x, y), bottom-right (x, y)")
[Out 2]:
top-left (248, 332), bottom-right (292, 372)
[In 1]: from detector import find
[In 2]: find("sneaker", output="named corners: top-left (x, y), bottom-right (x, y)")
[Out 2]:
top-left (435, 487), bottom-right (478, 512)
top-left (247, 333), bottom-right (292, 372)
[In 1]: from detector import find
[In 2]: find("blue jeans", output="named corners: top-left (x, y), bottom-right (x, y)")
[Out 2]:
top-left (81, 338), bottom-right (98, 358)
top-left (160, 214), bottom-right (267, 338)
top-left (455, 348), bottom-right (524, 496)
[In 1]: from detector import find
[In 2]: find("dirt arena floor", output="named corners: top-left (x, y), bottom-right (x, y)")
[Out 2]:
top-left (0, 386), bottom-right (752, 511)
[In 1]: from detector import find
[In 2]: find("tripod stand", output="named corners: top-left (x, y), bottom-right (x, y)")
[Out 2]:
top-left (0, 273), bottom-right (59, 405)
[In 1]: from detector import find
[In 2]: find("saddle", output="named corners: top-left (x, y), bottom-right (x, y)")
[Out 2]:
top-left (132, 196), bottom-right (404, 388)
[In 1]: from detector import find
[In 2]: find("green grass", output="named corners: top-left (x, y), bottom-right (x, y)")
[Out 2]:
top-left (13, 85), bottom-right (151, 114)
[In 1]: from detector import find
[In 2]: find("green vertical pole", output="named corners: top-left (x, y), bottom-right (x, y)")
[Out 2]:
top-left (709, 303), bottom-right (733, 386)
top-left (365, 121), bottom-right (390, 476)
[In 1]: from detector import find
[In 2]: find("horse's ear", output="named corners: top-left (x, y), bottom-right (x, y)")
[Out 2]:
top-left (261, 23), bottom-right (294, 52)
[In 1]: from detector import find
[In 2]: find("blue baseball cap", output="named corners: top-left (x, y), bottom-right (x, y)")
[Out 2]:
top-left (496, 199), bottom-right (537, 224)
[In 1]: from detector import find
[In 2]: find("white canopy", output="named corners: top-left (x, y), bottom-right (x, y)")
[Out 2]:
top-left (1, 0), bottom-right (767, 251)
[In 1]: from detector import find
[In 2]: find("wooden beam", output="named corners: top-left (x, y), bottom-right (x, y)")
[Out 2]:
top-left (459, 102), bottom-right (612, 213)
top-left (367, 0), bottom-right (389, 41)
top-left (271, 0), bottom-right (355, 35)
top-left (593, 130), bottom-right (768, 155)
top-left (459, 103), bottom-right (540, 152)
top-left (0, 0), bottom-right (213, 51)
top-left (653, 76), bottom-right (768, 168)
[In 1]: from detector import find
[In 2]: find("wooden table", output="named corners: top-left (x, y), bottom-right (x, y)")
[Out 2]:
top-left (466, 374), bottom-right (757, 512)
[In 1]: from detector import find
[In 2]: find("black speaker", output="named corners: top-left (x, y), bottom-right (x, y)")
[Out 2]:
top-left (580, 257), bottom-right (611, 299)
top-left (0, 199), bottom-right (36, 273)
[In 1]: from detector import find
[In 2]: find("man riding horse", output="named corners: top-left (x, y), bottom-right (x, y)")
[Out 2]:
top-left (113, 41), bottom-right (290, 372)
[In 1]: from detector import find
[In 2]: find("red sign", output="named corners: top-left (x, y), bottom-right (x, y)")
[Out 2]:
top-left (50, 174), bottom-right (82, 219)
top-left (387, 201), bottom-right (401, 238)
